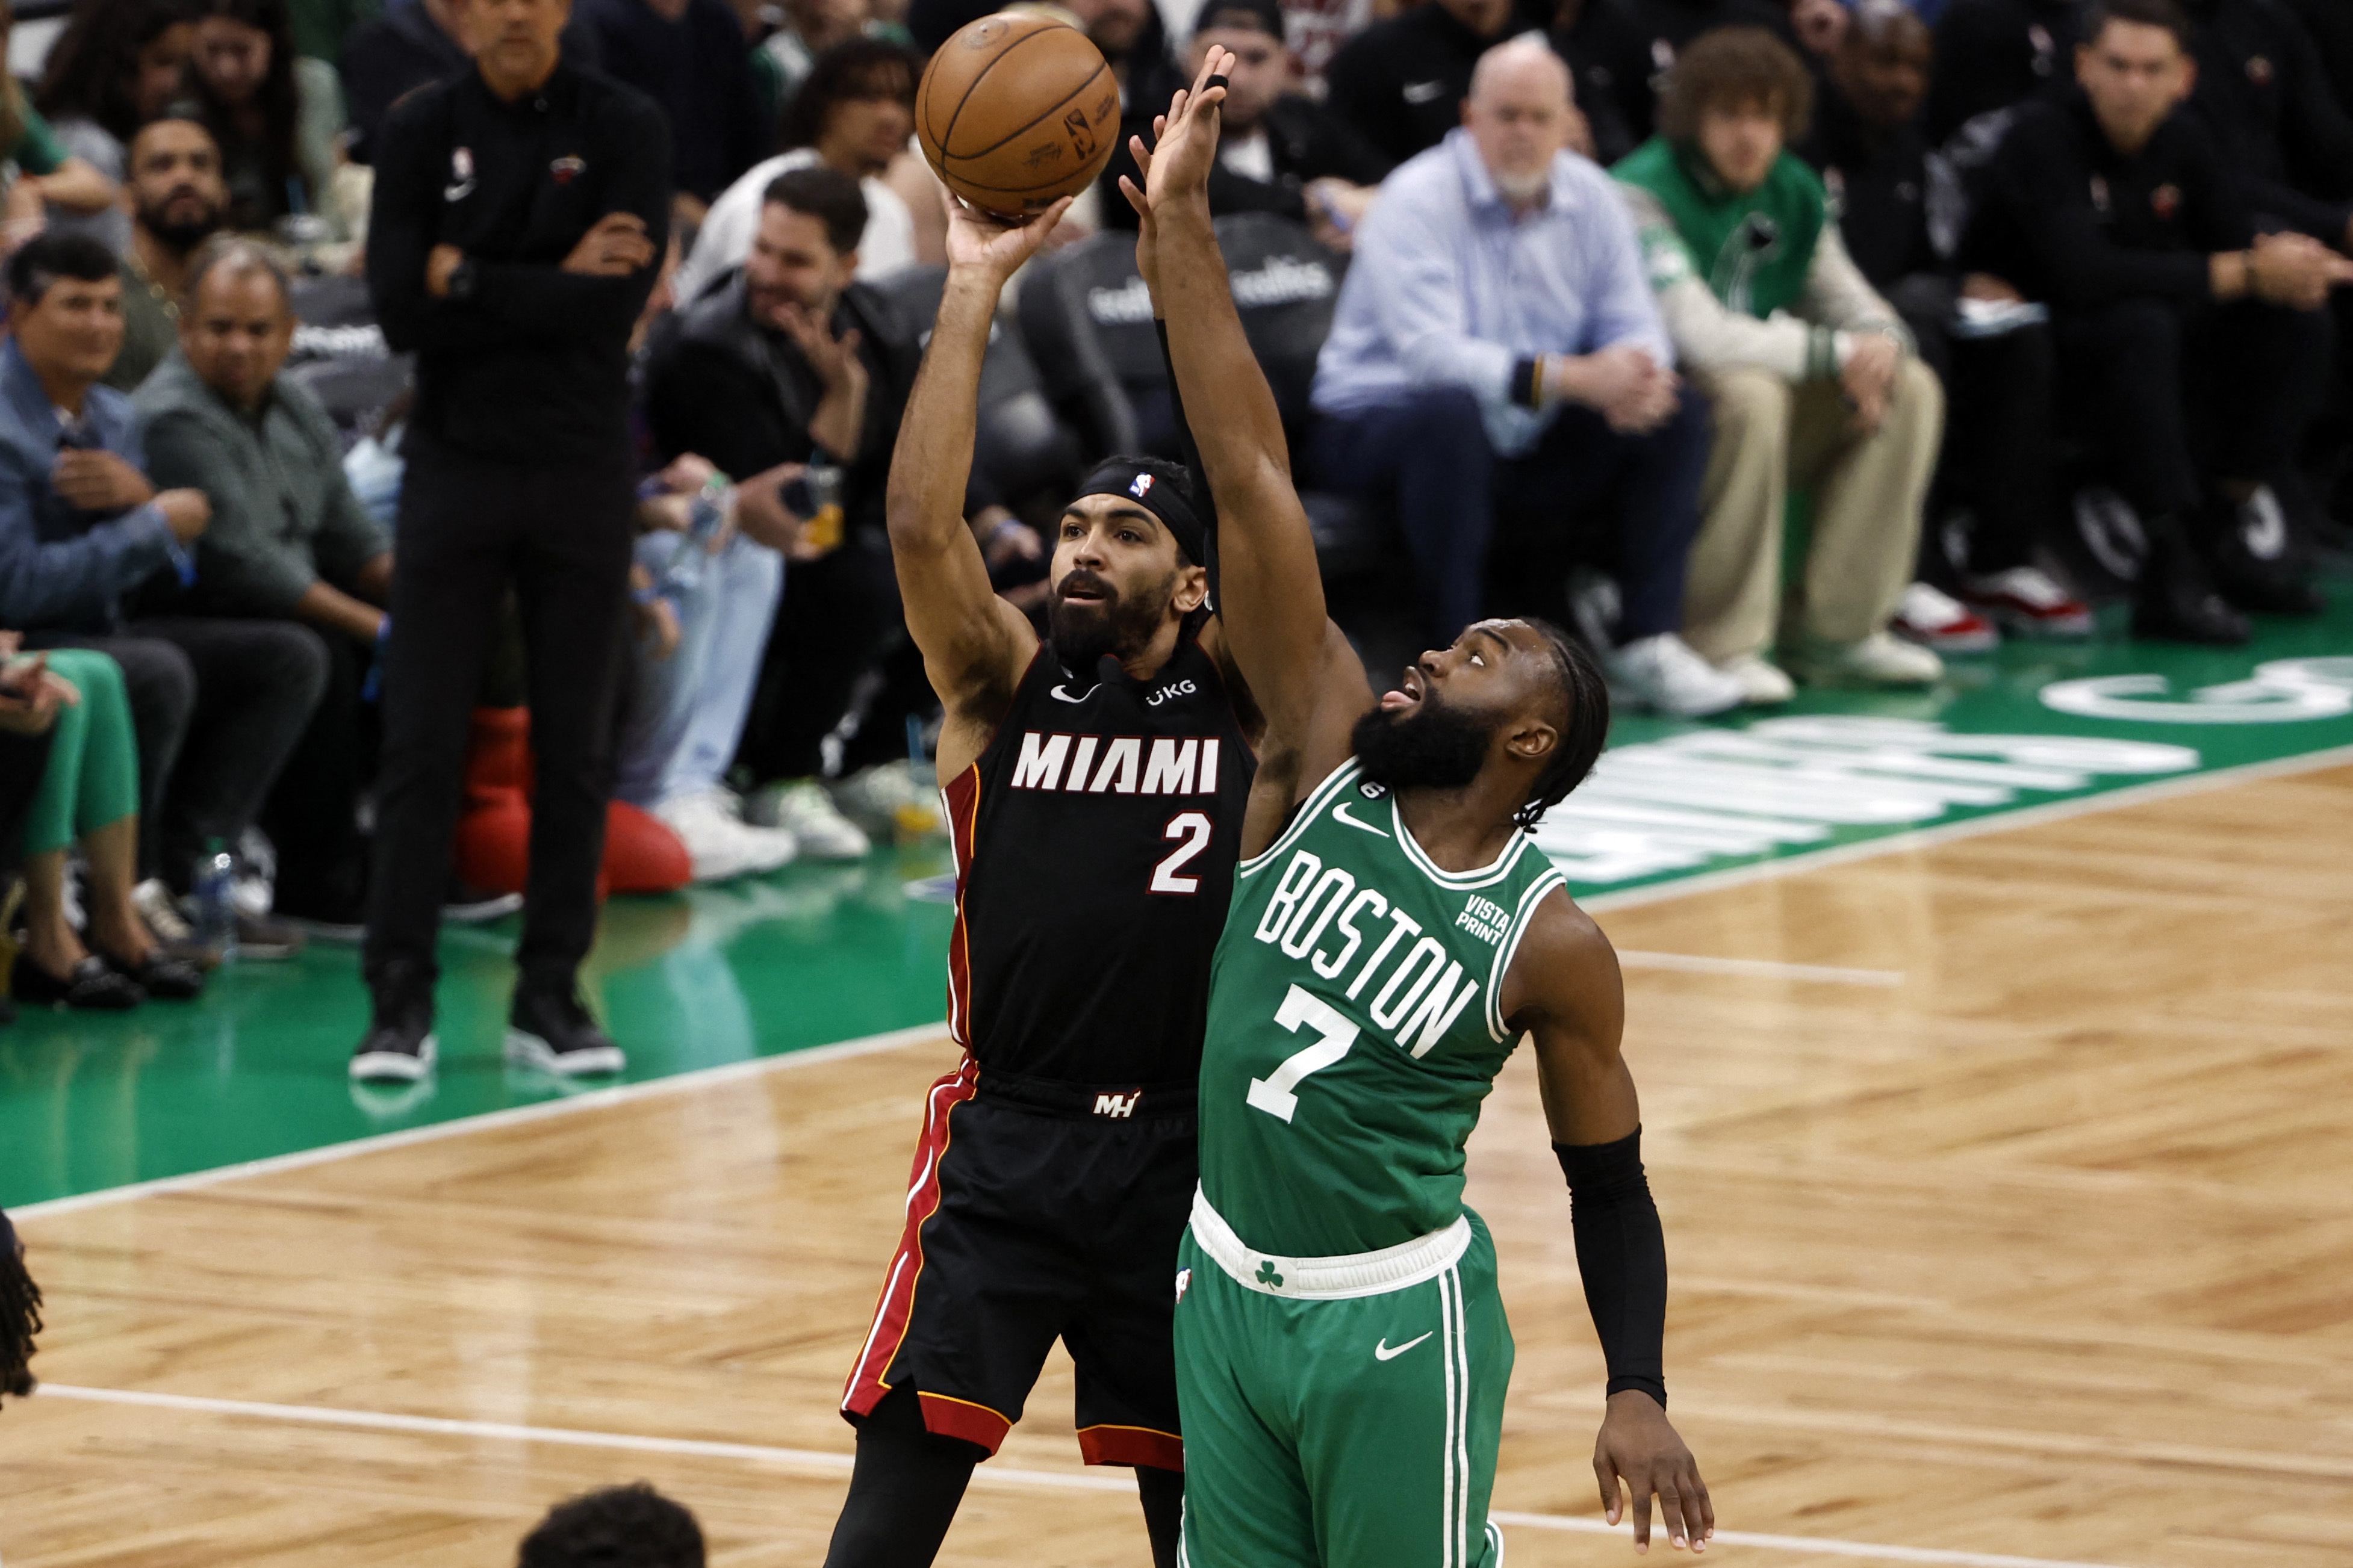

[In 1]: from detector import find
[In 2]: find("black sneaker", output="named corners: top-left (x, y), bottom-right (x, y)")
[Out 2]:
top-left (504, 985), bottom-right (625, 1077)
top-left (2133, 512), bottom-right (2250, 646)
top-left (350, 984), bottom-right (437, 1082)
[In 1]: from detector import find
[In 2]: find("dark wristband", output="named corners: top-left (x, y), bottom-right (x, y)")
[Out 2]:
top-left (1512, 356), bottom-right (1544, 409)
top-left (1556, 1127), bottom-right (1668, 1408)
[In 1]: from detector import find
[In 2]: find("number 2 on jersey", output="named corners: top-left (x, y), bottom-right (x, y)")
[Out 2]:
top-left (1246, 985), bottom-right (1360, 1123)
top-left (1151, 811), bottom-right (1214, 894)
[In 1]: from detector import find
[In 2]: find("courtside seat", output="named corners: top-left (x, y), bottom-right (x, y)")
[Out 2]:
top-left (874, 265), bottom-right (1087, 507)
top-left (285, 273), bottom-right (412, 441)
top-left (1016, 232), bottom-right (1161, 457)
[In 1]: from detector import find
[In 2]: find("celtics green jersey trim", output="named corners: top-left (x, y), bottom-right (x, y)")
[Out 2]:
top-left (1198, 760), bottom-right (1570, 1257)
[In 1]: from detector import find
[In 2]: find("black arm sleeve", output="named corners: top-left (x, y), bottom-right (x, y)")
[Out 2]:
top-left (1154, 316), bottom-right (1220, 608)
top-left (1556, 1127), bottom-right (1668, 1407)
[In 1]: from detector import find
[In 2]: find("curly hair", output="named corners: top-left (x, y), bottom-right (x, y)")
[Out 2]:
top-left (1656, 26), bottom-right (1815, 146)
top-left (1514, 618), bottom-right (1610, 831)
top-left (780, 38), bottom-right (919, 153)
top-left (517, 1483), bottom-right (704, 1568)
top-left (36, 0), bottom-right (197, 144)
top-left (1, 1211), bottom-right (42, 1404)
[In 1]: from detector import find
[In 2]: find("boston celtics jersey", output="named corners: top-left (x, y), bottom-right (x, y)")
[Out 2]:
top-left (1197, 758), bottom-right (1569, 1258)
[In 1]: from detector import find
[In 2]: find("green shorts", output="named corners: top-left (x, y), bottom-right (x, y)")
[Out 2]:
top-left (1172, 1192), bottom-right (1514, 1568)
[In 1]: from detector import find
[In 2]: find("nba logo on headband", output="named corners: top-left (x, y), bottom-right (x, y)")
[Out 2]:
top-left (1130, 474), bottom-right (1155, 500)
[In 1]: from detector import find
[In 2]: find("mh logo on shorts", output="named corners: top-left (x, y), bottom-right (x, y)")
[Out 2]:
top-left (1093, 1089), bottom-right (1142, 1118)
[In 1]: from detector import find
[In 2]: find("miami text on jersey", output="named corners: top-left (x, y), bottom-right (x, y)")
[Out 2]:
top-left (1009, 733), bottom-right (1225, 795)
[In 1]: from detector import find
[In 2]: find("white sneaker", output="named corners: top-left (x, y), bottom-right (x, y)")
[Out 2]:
top-left (1792, 630), bottom-right (1945, 687)
top-left (1716, 654), bottom-right (1795, 706)
top-left (1892, 581), bottom-right (1999, 652)
top-left (133, 878), bottom-right (196, 943)
top-left (655, 787), bottom-right (798, 882)
top-left (1606, 633), bottom-right (1747, 717)
top-left (748, 779), bottom-right (871, 859)
top-left (835, 762), bottom-right (945, 838)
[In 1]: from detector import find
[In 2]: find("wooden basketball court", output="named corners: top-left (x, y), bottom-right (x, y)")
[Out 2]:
top-left (5, 763), bottom-right (2350, 1567)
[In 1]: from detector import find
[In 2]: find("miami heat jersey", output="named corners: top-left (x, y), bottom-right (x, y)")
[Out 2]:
top-left (942, 636), bottom-right (1256, 1085)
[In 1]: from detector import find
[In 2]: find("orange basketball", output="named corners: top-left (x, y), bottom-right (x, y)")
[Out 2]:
top-left (916, 13), bottom-right (1121, 218)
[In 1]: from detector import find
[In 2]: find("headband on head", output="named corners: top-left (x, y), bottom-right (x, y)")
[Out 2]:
top-left (1074, 461), bottom-right (1205, 568)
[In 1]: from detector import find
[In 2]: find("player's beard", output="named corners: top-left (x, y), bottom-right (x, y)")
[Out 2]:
top-left (1350, 690), bottom-right (1494, 793)
top-left (1049, 567), bottom-right (1173, 674)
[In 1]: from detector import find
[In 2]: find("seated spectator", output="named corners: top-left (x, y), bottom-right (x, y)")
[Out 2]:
top-left (574, 0), bottom-right (766, 224)
top-left (1550, 0), bottom-right (1650, 166)
top-left (1618, 26), bottom-right (1944, 698)
top-left (518, 1483), bottom-right (704, 1568)
top-left (189, 0), bottom-right (337, 233)
top-left (2284, 0), bottom-right (2353, 117)
top-left (33, 0), bottom-right (199, 253)
top-left (673, 39), bottom-right (919, 305)
top-left (2, 640), bottom-right (205, 1005)
top-left (1957, 0), bottom-right (2348, 642)
top-left (107, 111), bottom-right (231, 392)
top-left (1924, 0), bottom-right (2085, 146)
top-left (1099, 0), bottom-right (1391, 246)
top-left (2178, 0), bottom-right (2353, 249)
top-left (643, 166), bottom-right (936, 863)
top-left (1325, 0), bottom-right (1542, 169)
top-left (761, 0), bottom-right (880, 115)
top-left (1311, 37), bottom-right (1741, 716)
top-left (134, 237), bottom-right (390, 930)
top-left (1597, 0), bottom-right (1799, 148)
top-left (1, 1206), bottom-right (37, 1399)
top-left (338, 0), bottom-right (464, 166)
top-left (0, 234), bottom-right (326, 935)
top-left (0, 0), bottom-right (125, 246)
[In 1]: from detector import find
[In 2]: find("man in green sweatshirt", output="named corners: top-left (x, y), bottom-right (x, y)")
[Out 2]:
top-left (1615, 25), bottom-right (1944, 700)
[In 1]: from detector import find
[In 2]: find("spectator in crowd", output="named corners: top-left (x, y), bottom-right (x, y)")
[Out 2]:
top-left (2284, 0), bottom-right (2353, 117)
top-left (517, 1483), bottom-right (705, 1568)
top-left (673, 38), bottom-right (919, 303)
top-left (2, 1207), bottom-right (39, 1398)
top-left (1552, 0), bottom-right (1651, 166)
top-left (105, 111), bottom-right (231, 392)
top-left (575, 0), bottom-right (767, 222)
top-left (1325, 0), bottom-right (1544, 169)
top-left (761, 0), bottom-right (878, 113)
top-left (1957, 0), bottom-right (2348, 643)
top-left (338, 0), bottom-right (467, 165)
top-left (1798, 0), bottom-right (2092, 642)
top-left (285, 0), bottom-right (370, 62)
top-left (5, 640), bottom-right (206, 1005)
top-left (1586, 0), bottom-right (1798, 150)
top-left (188, 0), bottom-right (337, 232)
top-left (361, 0), bottom-right (670, 1082)
top-left (1618, 27), bottom-right (1945, 698)
top-left (1099, 0), bottom-right (1391, 246)
top-left (2178, 0), bottom-right (2353, 248)
top-left (0, 235), bottom-right (327, 936)
top-left (33, 0), bottom-right (198, 252)
top-left (1924, 0), bottom-right (2084, 145)
top-left (1070, 0), bottom-right (1179, 114)
top-left (134, 238), bottom-right (390, 931)
top-left (0, 0), bottom-right (126, 249)
top-left (1311, 38), bottom-right (1739, 716)
top-left (644, 166), bottom-right (951, 851)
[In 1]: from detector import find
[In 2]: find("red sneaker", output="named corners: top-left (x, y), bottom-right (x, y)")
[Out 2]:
top-left (1963, 566), bottom-right (2095, 637)
top-left (1892, 582), bottom-right (1999, 652)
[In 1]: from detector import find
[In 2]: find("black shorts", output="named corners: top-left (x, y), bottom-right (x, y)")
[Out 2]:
top-left (840, 1057), bottom-right (1196, 1470)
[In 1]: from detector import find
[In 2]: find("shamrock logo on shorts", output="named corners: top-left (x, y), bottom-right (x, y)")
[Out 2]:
top-left (1256, 1259), bottom-right (1284, 1288)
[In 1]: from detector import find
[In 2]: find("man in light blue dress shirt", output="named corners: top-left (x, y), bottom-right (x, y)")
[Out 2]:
top-left (1308, 37), bottom-right (1743, 715)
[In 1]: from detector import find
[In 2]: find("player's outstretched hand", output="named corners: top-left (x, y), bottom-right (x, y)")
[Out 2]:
top-left (944, 194), bottom-right (1074, 284)
top-left (1594, 1390), bottom-right (1712, 1553)
top-left (1117, 45), bottom-right (1231, 226)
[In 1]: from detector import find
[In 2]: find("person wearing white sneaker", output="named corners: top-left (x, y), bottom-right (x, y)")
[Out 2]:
top-left (1615, 31), bottom-right (1944, 695)
top-left (1959, 565), bottom-right (2093, 638)
top-left (744, 778), bottom-right (869, 858)
top-left (1606, 631), bottom-right (1749, 716)
top-left (654, 784), bottom-right (798, 883)
top-left (1788, 628), bottom-right (1942, 687)
top-left (1891, 580), bottom-right (1999, 652)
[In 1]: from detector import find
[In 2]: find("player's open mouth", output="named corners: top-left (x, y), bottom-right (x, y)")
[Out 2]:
top-left (1379, 671), bottom-right (1423, 711)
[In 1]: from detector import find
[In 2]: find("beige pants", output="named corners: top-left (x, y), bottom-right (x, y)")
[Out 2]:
top-left (1682, 358), bottom-right (1944, 663)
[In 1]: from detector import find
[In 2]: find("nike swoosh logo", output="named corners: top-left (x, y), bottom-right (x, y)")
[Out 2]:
top-left (1049, 684), bottom-right (1094, 704)
top-left (444, 181), bottom-right (474, 202)
top-left (1375, 1332), bottom-right (1434, 1361)
top-left (1331, 802), bottom-right (1388, 837)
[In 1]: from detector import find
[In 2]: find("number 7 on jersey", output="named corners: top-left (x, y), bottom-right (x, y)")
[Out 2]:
top-left (1246, 985), bottom-right (1359, 1123)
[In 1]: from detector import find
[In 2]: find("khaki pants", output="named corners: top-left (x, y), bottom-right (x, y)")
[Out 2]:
top-left (1682, 358), bottom-right (1943, 663)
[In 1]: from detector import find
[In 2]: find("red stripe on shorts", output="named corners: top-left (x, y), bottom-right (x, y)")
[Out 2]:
top-left (1078, 1422), bottom-right (1184, 1472)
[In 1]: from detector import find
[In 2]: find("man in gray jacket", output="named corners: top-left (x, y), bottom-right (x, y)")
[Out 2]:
top-left (135, 238), bottom-right (392, 930)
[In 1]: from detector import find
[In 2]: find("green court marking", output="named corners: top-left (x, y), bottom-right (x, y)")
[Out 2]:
top-left (5, 579), bottom-right (2349, 1209)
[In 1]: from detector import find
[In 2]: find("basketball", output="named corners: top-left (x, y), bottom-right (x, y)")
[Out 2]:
top-left (916, 13), bottom-right (1121, 218)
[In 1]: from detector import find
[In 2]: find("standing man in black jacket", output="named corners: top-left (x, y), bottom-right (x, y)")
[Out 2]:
top-left (355, 0), bottom-right (671, 1085)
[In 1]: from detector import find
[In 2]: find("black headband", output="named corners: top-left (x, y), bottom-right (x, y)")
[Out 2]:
top-left (1074, 461), bottom-right (1205, 567)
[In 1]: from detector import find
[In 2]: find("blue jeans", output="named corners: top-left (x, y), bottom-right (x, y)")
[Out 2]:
top-left (616, 529), bottom-right (785, 809)
top-left (1307, 386), bottom-right (1710, 646)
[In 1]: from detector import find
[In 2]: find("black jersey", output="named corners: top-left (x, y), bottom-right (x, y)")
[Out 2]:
top-left (942, 635), bottom-right (1256, 1085)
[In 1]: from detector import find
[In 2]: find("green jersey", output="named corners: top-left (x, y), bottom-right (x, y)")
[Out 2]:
top-left (1198, 759), bottom-right (1570, 1258)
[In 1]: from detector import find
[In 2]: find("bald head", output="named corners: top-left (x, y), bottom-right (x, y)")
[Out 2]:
top-left (1833, 0), bottom-right (1933, 129)
top-left (1463, 37), bottom-right (1584, 203)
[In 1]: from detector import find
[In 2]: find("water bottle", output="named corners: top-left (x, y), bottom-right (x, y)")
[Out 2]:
top-left (193, 837), bottom-right (238, 962)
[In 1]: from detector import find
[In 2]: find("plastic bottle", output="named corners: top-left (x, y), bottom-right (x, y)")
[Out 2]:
top-left (193, 837), bottom-right (239, 962)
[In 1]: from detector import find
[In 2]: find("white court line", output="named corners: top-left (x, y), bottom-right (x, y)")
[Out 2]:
top-left (33, 1385), bottom-right (2146, 1568)
top-left (1616, 951), bottom-right (1904, 987)
top-left (11, 1021), bottom-right (954, 1222)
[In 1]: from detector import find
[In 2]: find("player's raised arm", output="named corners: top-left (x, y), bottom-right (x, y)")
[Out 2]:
top-left (1502, 893), bottom-right (1714, 1556)
top-left (885, 198), bottom-right (1069, 767)
top-left (1122, 55), bottom-right (1367, 813)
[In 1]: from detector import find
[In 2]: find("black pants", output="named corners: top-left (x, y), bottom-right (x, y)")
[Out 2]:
top-left (365, 433), bottom-right (633, 994)
top-left (2054, 295), bottom-right (2331, 522)
top-left (739, 531), bottom-right (901, 784)
top-left (27, 619), bottom-right (329, 888)
top-left (262, 629), bottom-right (379, 922)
